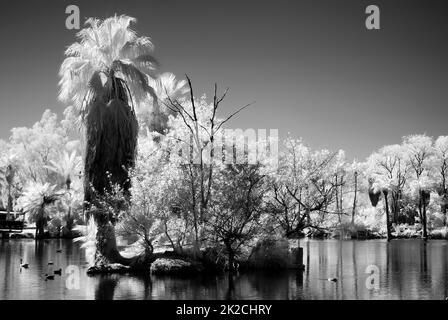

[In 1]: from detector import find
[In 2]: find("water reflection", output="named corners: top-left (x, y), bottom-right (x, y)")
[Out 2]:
top-left (0, 239), bottom-right (447, 300)
top-left (95, 275), bottom-right (119, 300)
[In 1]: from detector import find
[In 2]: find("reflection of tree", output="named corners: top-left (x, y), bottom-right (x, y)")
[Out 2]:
top-left (225, 273), bottom-right (236, 300)
top-left (62, 238), bottom-right (73, 258)
top-left (351, 241), bottom-right (358, 299)
top-left (2, 241), bottom-right (11, 295)
top-left (34, 240), bottom-right (45, 266)
top-left (337, 240), bottom-right (343, 299)
top-left (295, 270), bottom-right (304, 300)
top-left (442, 245), bottom-right (448, 298)
top-left (317, 242), bottom-right (327, 293)
top-left (419, 241), bottom-right (430, 287)
top-left (141, 275), bottom-right (153, 300)
top-left (305, 240), bottom-right (310, 293)
top-left (244, 271), bottom-right (290, 300)
top-left (115, 274), bottom-right (153, 300)
top-left (389, 241), bottom-right (405, 299)
top-left (95, 275), bottom-right (119, 300)
top-left (385, 241), bottom-right (391, 299)
top-left (420, 241), bottom-right (428, 273)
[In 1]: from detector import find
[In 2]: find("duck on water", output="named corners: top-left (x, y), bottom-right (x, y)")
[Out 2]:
top-left (20, 259), bottom-right (29, 269)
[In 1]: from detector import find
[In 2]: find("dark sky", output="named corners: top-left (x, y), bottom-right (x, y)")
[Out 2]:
top-left (0, 0), bottom-right (447, 160)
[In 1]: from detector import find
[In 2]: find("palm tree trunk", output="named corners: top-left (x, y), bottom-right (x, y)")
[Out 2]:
top-left (421, 190), bottom-right (428, 240)
top-left (443, 202), bottom-right (447, 227)
top-left (94, 220), bottom-right (124, 265)
top-left (36, 206), bottom-right (45, 240)
top-left (66, 184), bottom-right (73, 234)
top-left (422, 204), bottom-right (428, 239)
top-left (150, 95), bottom-right (164, 134)
top-left (66, 206), bottom-right (73, 233)
top-left (383, 189), bottom-right (392, 241)
top-left (6, 184), bottom-right (11, 221)
top-left (84, 86), bottom-right (139, 267)
top-left (351, 172), bottom-right (358, 226)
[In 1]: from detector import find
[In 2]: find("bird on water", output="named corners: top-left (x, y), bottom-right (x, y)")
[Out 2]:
top-left (20, 259), bottom-right (29, 269)
top-left (44, 273), bottom-right (55, 280)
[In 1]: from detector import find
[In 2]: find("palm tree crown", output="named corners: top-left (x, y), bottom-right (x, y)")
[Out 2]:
top-left (58, 15), bottom-right (158, 113)
top-left (45, 151), bottom-right (82, 190)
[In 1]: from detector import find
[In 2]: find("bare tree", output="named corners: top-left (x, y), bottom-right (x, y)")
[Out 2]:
top-left (164, 75), bottom-right (253, 253)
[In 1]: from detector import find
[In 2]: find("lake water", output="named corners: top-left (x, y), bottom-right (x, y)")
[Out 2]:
top-left (0, 239), bottom-right (447, 300)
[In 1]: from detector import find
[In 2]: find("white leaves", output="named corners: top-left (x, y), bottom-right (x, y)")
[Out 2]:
top-left (434, 136), bottom-right (448, 178)
top-left (16, 182), bottom-right (59, 222)
top-left (45, 150), bottom-right (82, 185)
top-left (149, 72), bottom-right (188, 101)
top-left (435, 136), bottom-right (448, 154)
top-left (73, 218), bottom-right (97, 265)
top-left (59, 14), bottom-right (158, 112)
top-left (408, 176), bottom-right (433, 198)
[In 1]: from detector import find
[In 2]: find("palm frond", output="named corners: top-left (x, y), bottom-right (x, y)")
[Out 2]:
top-left (119, 36), bottom-right (155, 60)
top-left (112, 59), bottom-right (158, 103)
top-left (132, 54), bottom-right (159, 71)
top-left (59, 14), bottom-right (158, 113)
top-left (45, 150), bottom-right (82, 185)
top-left (16, 182), bottom-right (61, 222)
top-left (149, 72), bottom-right (188, 101)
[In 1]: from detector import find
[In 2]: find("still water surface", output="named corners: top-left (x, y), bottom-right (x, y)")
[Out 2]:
top-left (0, 239), bottom-right (447, 300)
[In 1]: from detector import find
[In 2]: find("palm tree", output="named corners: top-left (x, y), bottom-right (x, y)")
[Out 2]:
top-left (59, 15), bottom-right (159, 266)
top-left (46, 150), bottom-right (81, 189)
top-left (16, 182), bottom-right (61, 239)
top-left (46, 150), bottom-right (82, 233)
top-left (0, 166), bottom-right (5, 208)
top-left (146, 72), bottom-right (187, 134)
